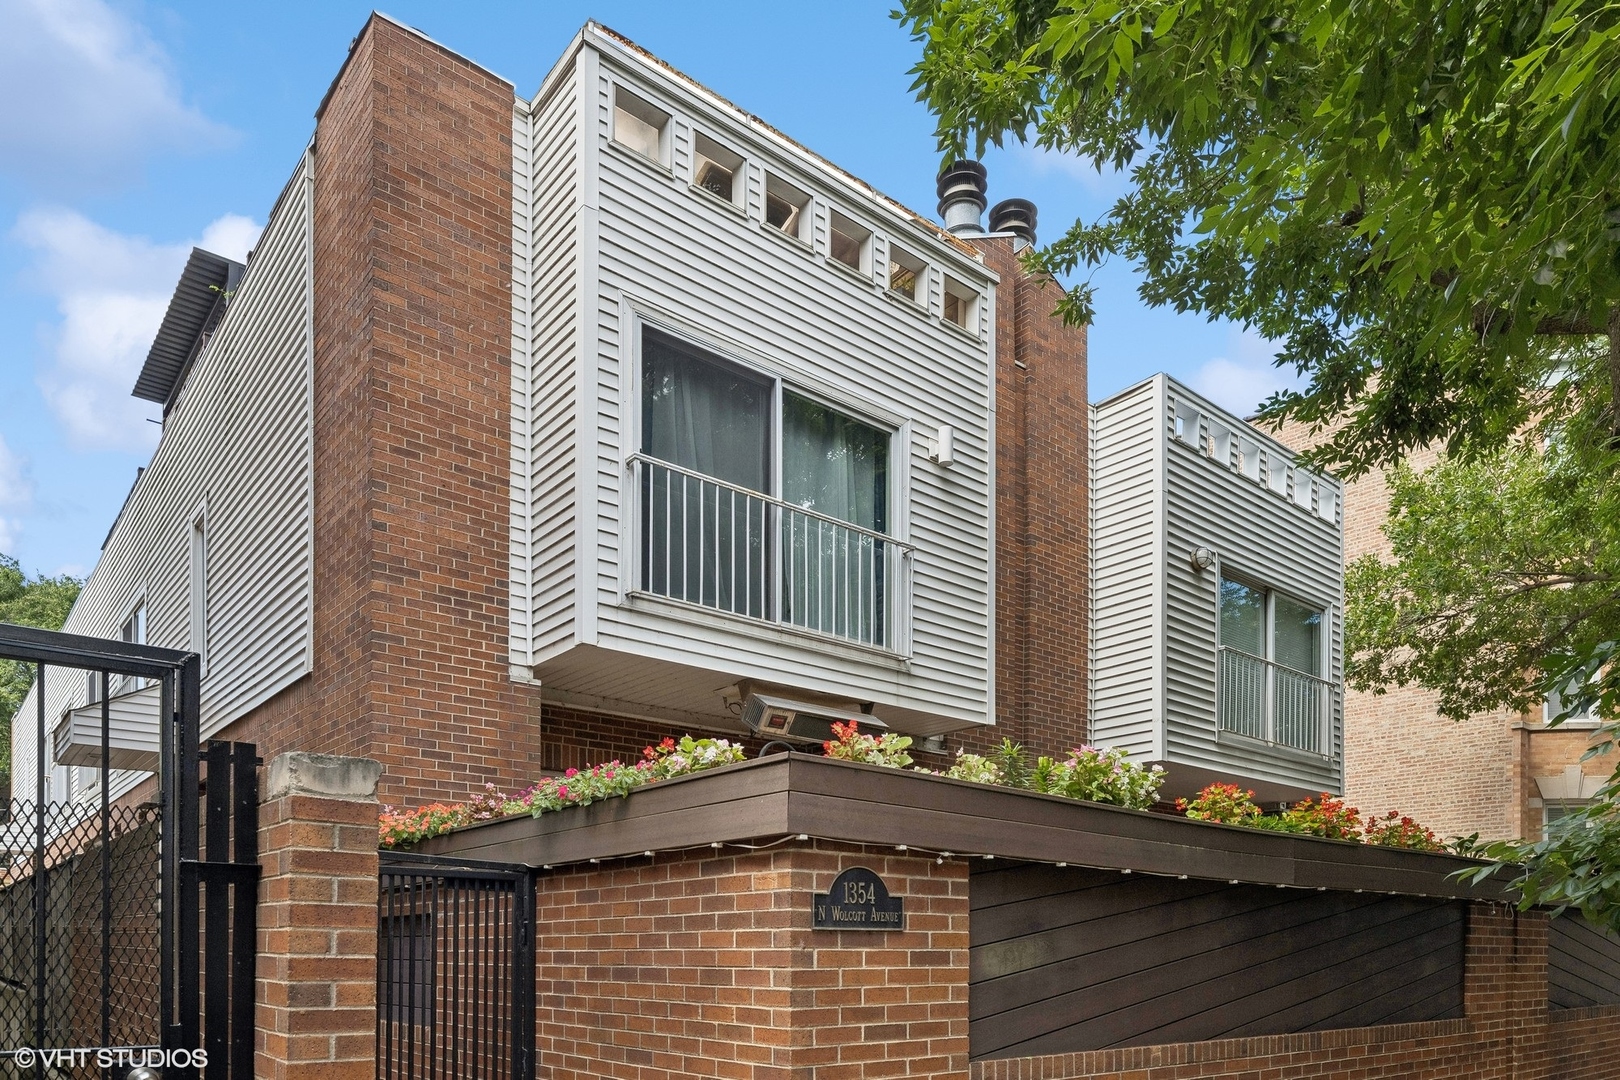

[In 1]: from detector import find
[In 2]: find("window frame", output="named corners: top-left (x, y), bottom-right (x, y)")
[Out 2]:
top-left (1214, 567), bottom-right (1333, 755)
top-left (763, 172), bottom-right (812, 245)
top-left (886, 244), bottom-right (926, 305)
top-left (611, 84), bottom-right (672, 168)
top-left (622, 311), bottom-right (911, 654)
top-left (827, 210), bottom-right (873, 279)
top-left (941, 276), bottom-right (980, 336)
top-left (690, 129), bottom-right (747, 211)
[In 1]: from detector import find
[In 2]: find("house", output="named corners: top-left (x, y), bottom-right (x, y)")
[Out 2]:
top-left (10, 16), bottom-right (1336, 814)
top-left (1271, 424), bottom-right (1608, 841)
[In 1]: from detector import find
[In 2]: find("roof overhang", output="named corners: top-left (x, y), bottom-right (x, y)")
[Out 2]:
top-left (132, 248), bottom-right (244, 410)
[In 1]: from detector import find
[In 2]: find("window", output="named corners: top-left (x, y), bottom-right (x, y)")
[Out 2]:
top-left (828, 211), bottom-right (870, 275)
top-left (887, 245), bottom-right (924, 303)
top-left (637, 326), bottom-right (898, 647)
top-left (116, 602), bottom-right (146, 696)
top-left (1546, 666), bottom-right (1602, 725)
top-left (1546, 800), bottom-right (1593, 839)
top-left (190, 511), bottom-right (207, 673)
top-left (943, 277), bottom-right (977, 331)
top-left (764, 173), bottom-right (810, 241)
top-left (692, 132), bottom-right (743, 206)
top-left (1217, 575), bottom-right (1328, 753)
top-left (613, 86), bottom-right (668, 164)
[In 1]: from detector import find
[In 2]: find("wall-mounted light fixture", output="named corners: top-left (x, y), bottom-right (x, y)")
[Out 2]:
top-left (1189, 546), bottom-right (1217, 571)
top-left (930, 425), bottom-right (955, 468)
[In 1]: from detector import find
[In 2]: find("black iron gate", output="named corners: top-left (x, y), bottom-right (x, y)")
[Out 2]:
top-left (0, 622), bottom-right (256, 1079)
top-left (377, 851), bottom-right (535, 1080)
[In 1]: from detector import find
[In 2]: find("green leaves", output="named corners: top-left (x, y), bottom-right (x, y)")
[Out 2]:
top-left (1, 555), bottom-right (83, 778)
top-left (895, 0), bottom-right (1620, 472)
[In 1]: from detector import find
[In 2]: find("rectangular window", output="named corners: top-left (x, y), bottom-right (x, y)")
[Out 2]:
top-left (942, 277), bottom-right (977, 331)
top-left (828, 211), bottom-right (870, 275)
top-left (1546, 667), bottom-right (1601, 724)
top-left (637, 326), bottom-right (898, 647)
top-left (764, 173), bottom-right (810, 241)
top-left (1217, 575), bottom-right (1327, 753)
top-left (887, 245), bottom-right (924, 303)
top-left (116, 601), bottom-right (146, 696)
top-left (692, 132), bottom-right (743, 206)
top-left (613, 86), bottom-right (669, 164)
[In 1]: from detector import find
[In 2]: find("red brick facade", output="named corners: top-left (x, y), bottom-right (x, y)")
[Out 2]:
top-left (223, 17), bottom-right (551, 808)
top-left (959, 241), bottom-right (1090, 760)
top-left (533, 841), bottom-right (969, 1079)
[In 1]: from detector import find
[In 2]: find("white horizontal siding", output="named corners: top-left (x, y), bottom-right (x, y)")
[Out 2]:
top-left (1161, 395), bottom-right (1343, 791)
top-left (11, 152), bottom-right (314, 808)
top-left (1088, 382), bottom-right (1163, 758)
top-left (525, 48), bottom-right (995, 727)
top-left (523, 62), bottom-right (583, 665)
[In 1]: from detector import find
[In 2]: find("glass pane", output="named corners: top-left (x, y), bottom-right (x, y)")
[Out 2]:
top-left (1219, 578), bottom-right (1264, 656)
top-left (781, 393), bottom-right (889, 645)
top-left (1272, 594), bottom-right (1322, 676)
top-left (642, 328), bottom-right (770, 490)
top-left (640, 329), bottom-right (770, 617)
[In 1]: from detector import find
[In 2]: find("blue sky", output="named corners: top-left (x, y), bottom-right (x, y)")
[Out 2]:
top-left (0, 0), bottom-right (1293, 579)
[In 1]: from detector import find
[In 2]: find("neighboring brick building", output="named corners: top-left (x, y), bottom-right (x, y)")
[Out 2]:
top-left (1272, 423), bottom-right (1608, 841)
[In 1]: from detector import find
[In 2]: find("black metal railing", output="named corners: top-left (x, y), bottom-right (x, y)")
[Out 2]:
top-left (378, 852), bottom-right (535, 1080)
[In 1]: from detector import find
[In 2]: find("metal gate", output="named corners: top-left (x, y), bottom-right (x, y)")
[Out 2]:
top-left (0, 622), bottom-right (256, 1079)
top-left (377, 851), bottom-right (535, 1080)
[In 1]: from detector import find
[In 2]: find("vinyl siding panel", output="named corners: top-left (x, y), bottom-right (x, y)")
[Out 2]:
top-left (1090, 375), bottom-right (1343, 794)
top-left (11, 154), bottom-right (314, 806)
top-left (1160, 380), bottom-right (1342, 793)
top-left (554, 46), bottom-right (996, 727)
top-left (1088, 384), bottom-right (1163, 758)
top-left (521, 65), bottom-right (582, 664)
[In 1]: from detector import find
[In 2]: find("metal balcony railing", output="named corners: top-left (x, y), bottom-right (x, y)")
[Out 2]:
top-left (1217, 646), bottom-right (1333, 755)
top-left (631, 454), bottom-right (911, 650)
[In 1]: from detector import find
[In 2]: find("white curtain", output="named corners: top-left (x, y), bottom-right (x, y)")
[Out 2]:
top-left (782, 392), bottom-right (888, 644)
top-left (641, 331), bottom-right (769, 616)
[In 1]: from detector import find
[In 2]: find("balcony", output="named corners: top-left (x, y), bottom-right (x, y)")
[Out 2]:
top-left (631, 454), bottom-right (911, 651)
top-left (1218, 645), bottom-right (1333, 756)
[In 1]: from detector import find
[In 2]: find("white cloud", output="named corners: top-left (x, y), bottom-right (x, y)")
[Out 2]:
top-left (0, 0), bottom-right (233, 191)
top-left (1006, 142), bottom-right (1133, 200)
top-left (13, 207), bottom-right (262, 452)
top-left (0, 434), bottom-right (32, 554)
top-left (1187, 327), bottom-right (1302, 417)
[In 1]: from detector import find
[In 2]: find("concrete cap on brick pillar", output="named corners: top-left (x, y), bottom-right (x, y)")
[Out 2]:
top-left (265, 751), bottom-right (383, 801)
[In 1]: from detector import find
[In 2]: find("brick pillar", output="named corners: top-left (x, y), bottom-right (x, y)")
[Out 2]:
top-left (1463, 903), bottom-right (1550, 1078)
top-left (257, 752), bottom-right (384, 1080)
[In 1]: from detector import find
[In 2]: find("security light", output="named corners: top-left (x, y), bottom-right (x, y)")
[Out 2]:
top-left (740, 693), bottom-right (887, 745)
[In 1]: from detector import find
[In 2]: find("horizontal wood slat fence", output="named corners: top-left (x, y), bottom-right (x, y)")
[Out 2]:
top-left (970, 862), bottom-right (1465, 1059)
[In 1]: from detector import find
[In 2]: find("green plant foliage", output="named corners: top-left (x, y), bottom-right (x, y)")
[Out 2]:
top-left (1177, 782), bottom-right (1263, 824)
top-left (895, 0), bottom-right (1620, 474)
top-left (0, 555), bottom-right (83, 778)
top-left (1029, 745), bottom-right (1166, 808)
top-left (377, 736), bottom-right (747, 847)
top-left (822, 720), bottom-right (915, 769)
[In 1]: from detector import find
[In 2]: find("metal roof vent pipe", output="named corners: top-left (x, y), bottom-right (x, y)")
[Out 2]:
top-left (989, 198), bottom-right (1038, 250)
top-left (937, 160), bottom-right (988, 236)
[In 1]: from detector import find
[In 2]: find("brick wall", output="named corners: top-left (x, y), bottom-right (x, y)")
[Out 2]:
top-left (532, 841), bottom-right (970, 1079)
top-left (256, 753), bottom-right (382, 1080)
top-left (954, 240), bottom-right (1089, 760)
top-left (223, 15), bottom-right (551, 808)
top-left (1271, 420), bottom-right (1529, 840)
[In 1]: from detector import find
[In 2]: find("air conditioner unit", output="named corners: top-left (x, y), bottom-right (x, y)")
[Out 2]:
top-left (740, 693), bottom-right (887, 746)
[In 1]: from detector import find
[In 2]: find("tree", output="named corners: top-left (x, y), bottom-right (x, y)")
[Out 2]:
top-left (896, 0), bottom-right (1620, 474)
top-left (896, 0), bottom-right (1620, 921)
top-left (0, 555), bottom-right (83, 779)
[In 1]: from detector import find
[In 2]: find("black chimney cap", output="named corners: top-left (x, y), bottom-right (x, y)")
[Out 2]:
top-left (936, 160), bottom-right (988, 216)
top-left (988, 198), bottom-right (1037, 247)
